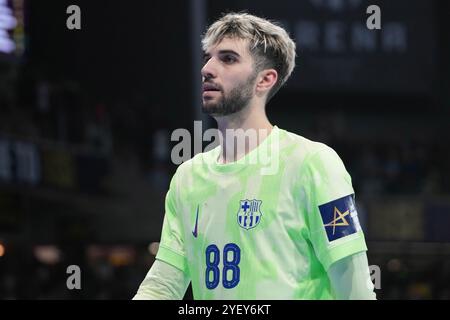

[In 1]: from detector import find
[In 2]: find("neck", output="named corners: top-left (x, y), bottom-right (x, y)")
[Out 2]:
top-left (214, 103), bottom-right (273, 164)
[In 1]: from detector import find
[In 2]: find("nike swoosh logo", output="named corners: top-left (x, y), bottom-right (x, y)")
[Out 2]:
top-left (192, 205), bottom-right (199, 238)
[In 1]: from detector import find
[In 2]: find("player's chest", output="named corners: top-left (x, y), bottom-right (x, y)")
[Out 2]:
top-left (179, 179), bottom-right (301, 242)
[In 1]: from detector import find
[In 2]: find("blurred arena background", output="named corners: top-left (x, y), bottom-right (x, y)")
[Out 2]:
top-left (0, 0), bottom-right (449, 299)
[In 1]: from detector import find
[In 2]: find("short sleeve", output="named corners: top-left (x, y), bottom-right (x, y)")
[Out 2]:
top-left (301, 146), bottom-right (367, 271)
top-left (155, 171), bottom-right (189, 274)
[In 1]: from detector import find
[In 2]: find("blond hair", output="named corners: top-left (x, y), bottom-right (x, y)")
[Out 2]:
top-left (202, 12), bottom-right (296, 101)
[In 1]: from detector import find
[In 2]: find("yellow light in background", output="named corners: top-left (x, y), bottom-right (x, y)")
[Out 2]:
top-left (108, 246), bottom-right (135, 267)
top-left (0, 243), bottom-right (5, 257)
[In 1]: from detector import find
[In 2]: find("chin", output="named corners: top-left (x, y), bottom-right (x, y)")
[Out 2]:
top-left (202, 101), bottom-right (218, 111)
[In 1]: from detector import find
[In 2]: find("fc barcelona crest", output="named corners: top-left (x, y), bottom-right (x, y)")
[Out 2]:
top-left (237, 199), bottom-right (263, 230)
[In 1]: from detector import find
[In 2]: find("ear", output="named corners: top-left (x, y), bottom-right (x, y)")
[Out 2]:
top-left (255, 69), bottom-right (278, 97)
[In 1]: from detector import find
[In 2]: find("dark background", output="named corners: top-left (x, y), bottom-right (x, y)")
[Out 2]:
top-left (0, 0), bottom-right (449, 299)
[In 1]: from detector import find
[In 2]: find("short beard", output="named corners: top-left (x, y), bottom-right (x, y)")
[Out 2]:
top-left (202, 71), bottom-right (258, 117)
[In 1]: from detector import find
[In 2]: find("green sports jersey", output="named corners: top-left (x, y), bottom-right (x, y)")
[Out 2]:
top-left (156, 126), bottom-right (367, 299)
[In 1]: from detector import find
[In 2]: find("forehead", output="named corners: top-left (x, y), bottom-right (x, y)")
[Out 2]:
top-left (205, 37), bottom-right (251, 58)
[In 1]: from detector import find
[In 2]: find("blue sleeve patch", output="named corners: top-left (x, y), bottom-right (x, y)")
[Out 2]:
top-left (318, 194), bottom-right (361, 242)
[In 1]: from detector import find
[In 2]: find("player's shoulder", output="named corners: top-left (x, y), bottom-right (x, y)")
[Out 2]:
top-left (279, 129), bottom-right (349, 183)
top-left (279, 127), bottom-right (339, 161)
top-left (172, 145), bottom-right (219, 178)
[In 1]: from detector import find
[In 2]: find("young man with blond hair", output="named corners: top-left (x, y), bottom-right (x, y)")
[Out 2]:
top-left (134, 12), bottom-right (376, 300)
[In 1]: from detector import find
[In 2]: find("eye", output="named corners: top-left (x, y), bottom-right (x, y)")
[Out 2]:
top-left (222, 55), bottom-right (237, 64)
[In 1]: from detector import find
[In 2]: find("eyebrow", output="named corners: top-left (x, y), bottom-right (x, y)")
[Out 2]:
top-left (203, 50), bottom-right (241, 59)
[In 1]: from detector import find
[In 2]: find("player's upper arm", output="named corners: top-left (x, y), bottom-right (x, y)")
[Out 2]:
top-left (300, 146), bottom-right (367, 271)
top-left (133, 259), bottom-right (190, 300)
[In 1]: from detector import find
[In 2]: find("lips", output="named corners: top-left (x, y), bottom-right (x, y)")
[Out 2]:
top-left (202, 83), bottom-right (221, 92)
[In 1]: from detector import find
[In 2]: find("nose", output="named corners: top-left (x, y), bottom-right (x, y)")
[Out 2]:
top-left (201, 57), bottom-right (217, 81)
